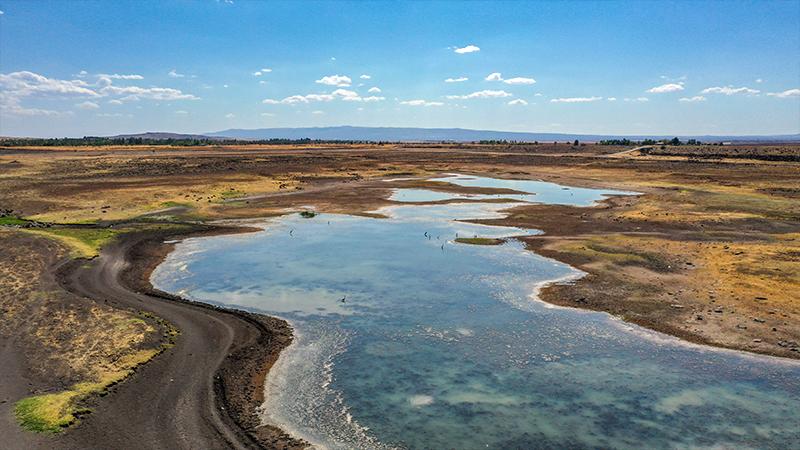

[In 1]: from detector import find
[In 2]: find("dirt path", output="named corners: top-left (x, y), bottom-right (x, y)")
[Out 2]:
top-left (5, 230), bottom-right (305, 450)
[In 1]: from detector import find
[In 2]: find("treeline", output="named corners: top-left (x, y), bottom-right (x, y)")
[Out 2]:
top-left (0, 137), bottom-right (377, 147)
top-left (598, 137), bottom-right (704, 146)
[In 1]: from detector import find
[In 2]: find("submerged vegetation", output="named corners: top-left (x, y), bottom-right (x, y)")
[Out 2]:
top-left (454, 237), bottom-right (505, 246)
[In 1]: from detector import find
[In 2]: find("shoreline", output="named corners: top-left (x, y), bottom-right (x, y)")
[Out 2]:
top-left (56, 223), bottom-right (309, 449)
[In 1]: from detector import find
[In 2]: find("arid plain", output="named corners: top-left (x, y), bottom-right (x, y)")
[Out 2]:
top-left (1, 142), bottom-right (798, 448)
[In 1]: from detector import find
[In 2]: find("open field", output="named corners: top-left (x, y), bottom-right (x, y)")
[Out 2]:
top-left (1, 142), bottom-right (798, 447)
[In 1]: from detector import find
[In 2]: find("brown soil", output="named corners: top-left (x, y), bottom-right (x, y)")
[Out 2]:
top-left (1, 142), bottom-right (798, 448)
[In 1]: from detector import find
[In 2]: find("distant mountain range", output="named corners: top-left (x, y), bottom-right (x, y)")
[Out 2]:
top-left (204, 126), bottom-right (800, 143)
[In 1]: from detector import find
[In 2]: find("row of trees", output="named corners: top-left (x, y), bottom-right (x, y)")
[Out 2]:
top-left (598, 137), bottom-right (703, 146)
top-left (0, 137), bottom-right (375, 147)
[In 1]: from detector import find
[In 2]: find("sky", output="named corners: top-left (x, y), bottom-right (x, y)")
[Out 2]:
top-left (0, 0), bottom-right (799, 138)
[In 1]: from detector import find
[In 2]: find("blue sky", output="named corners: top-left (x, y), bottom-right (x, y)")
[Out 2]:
top-left (0, 0), bottom-right (798, 137)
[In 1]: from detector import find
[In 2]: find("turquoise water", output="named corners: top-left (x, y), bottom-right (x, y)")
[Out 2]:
top-left (152, 176), bottom-right (799, 450)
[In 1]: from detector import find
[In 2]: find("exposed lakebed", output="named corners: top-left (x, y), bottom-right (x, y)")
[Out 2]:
top-left (152, 175), bottom-right (800, 449)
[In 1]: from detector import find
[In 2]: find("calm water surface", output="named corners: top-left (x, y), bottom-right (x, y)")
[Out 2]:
top-left (152, 175), bottom-right (800, 450)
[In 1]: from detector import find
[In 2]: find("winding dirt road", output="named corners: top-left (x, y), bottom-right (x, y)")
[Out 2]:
top-left (8, 229), bottom-right (301, 450)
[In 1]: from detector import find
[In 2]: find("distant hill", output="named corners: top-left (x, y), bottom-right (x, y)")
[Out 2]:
top-left (206, 126), bottom-right (800, 143)
top-left (108, 132), bottom-right (225, 140)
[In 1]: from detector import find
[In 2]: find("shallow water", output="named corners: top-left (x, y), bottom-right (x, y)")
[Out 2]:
top-left (152, 175), bottom-right (799, 450)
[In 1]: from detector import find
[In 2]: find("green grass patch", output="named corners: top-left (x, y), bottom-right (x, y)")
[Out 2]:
top-left (14, 391), bottom-right (83, 433)
top-left (219, 189), bottom-right (247, 200)
top-left (22, 227), bottom-right (123, 258)
top-left (159, 201), bottom-right (192, 208)
top-left (455, 237), bottom-right (504, 246)
top-left (0, 215), bottom-right (30, 226)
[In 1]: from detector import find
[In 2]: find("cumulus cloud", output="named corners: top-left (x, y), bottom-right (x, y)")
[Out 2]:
top-left (311, 110), bottom-right (325, 115)
top-left (99, 73), bottom-right (144, 80)
top-left (174, 110), bottom-right (189, 114)
top-left (454, 45), bottom-right (480, 54)
top-left (679, 95), bottom-right (706, 103)
top-left (108, 99), bottom-right (123, 105)
top-left (400, 99), bottom-right (444, 106)
top-left (368, 87), bottom-right (381, 93)
top-left (485, 72), bottom-right (535, 85)
top-left (168, 69), bottom-right (185, 78)
top-left (485, 72), bottom-right (502, 81)
top-left (360, 74), bottom-right (371, 79)
top-left (507, 99), bottom-right (528, 106)
top-left (701, 85), bottom-right (759, 95)
top-left (99, 84), bottom-right (199, 101)
top-left (445, 77), bottom-right (468, 83)
top-left (76, 101), bottom-right (99, 109)
top-left (253, 71), bottom-right (263, 76)
top-left (550, 96), bottom-right (603, 103)
top-left (503, 77), bottom-right (536, 85)
top-left (0, 71), bottom-right (100, 116)
top-left (755, 78), bottom-right (763, 83)
top-left (607, 97), bottom-right (617, 101)
top-left (647, 82), bottom-right (684, 93)
top-left (262, 89), bottom-right (384, 105)
top-left (624, 97), bottom-right (649, 102)
top-left (446, 89), bottom-right (512, 100)
top-left (767, 88), bottom-right (800, 98)
top-left (225, 113), bottom-right (235, 118)
top-left (315, 74), bottom-right (352, 87)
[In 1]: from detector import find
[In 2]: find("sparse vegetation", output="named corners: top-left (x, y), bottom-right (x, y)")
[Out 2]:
top-left (299, 211), bottom-right (317, 218)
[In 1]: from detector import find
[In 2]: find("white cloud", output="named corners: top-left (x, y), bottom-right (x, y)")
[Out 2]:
top-left (767, 88), bottom-right (800, 98)
top-left (168, 69), bottom-right (185, 78)
top-left (368, 87), bottom-right (381, 93)
top-left (0, 10), bottom-right (4, 15)
top-left (259, 80), bottom-right (267, 85)
top-left (647, 82), bottom-right (684, 93)
top-left (755, 78), bottom-right (763, 83)
top-left (0, 71), bottom-right (98, 116)
top-left (701, 85), bottom-right (760, 95)
top-left (311, 110), bottom-right (325, 115)
top-left (454, 45), bottom-right (480, 54)
top-left (485, 72), bottom-right (503, 81)
top-left (261, 112), bottom-right (275, 117)
top-left (446, 89), bottom-right (512, 100)
top-left (96, 112), bottom-right (125, 117)
top-left (679, 95), bottom-right (706, 103)
top-left (225, 113), bottom-right (235, 118)
top-left (253, 71), bottom-right (263, 76)
top-left (76, 101), bottom-right (99, 109)
top-left (550, 96), bottom-right (603, 103)
top-left (99, 84), bottom-right (199, 100)
top-left (174, 110), bottom-right (189, 114)
top-left (503, 77), bottom-right (536, 85)
top-left (223, 84), bottom-right (229, 88)
top-left (316, 74), bottom-right (351, 87)
top-left (534, 93), bottom-right (543, 97)
top-left (262, 68), bottom-right (272, 73)
top-left (108, 99), bottom-right (123, 105)
top-left (607, 97), bottom-right (617, 101)
top-left (99, 73), bottom-right (144, 80)
top-left (485, 72), bottom-right (535, 84)
top-left (507, 99), bottom-right (528, 106)
top-left (262, 89), bottom-right (384, 105)
top-left (360, 74), bottom-right (371, 79)
top-left (624, 97), bottom-right (649, 102)
top-left (445, 77), bottom-right (468, 83)
top-left (400, 99), bottom-right (444, 106)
